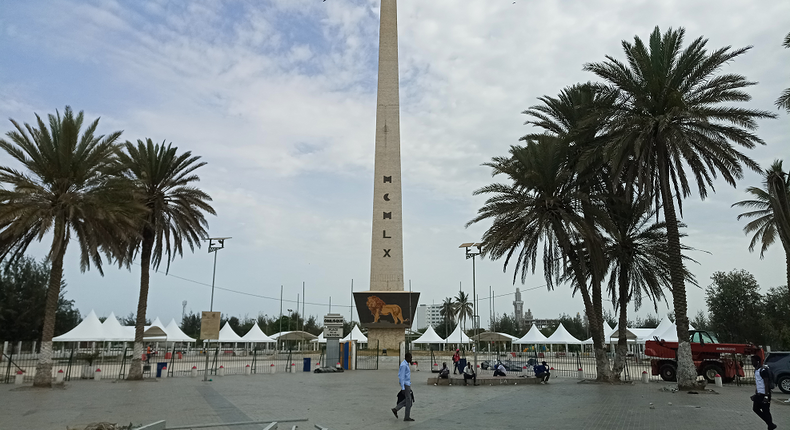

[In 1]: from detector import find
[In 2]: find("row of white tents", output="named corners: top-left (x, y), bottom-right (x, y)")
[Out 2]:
top-left (412, 316), bottom-right (688, 347)
top-left (52, 310), bottom-right (370, 345)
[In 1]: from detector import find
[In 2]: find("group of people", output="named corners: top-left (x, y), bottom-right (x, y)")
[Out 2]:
top-left (394, 351), bottom-right (554, 422)
top-left (396, 350), bottom-right (778, 426)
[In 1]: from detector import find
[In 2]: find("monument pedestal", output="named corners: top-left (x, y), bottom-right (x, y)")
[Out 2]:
top-left (367, 328), bottom-right (405, 352)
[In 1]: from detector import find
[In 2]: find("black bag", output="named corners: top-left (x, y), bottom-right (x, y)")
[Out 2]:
top-left (396, 389), bottom-right (415, 404)
top-left (761, 367), bottom-right (776, 391)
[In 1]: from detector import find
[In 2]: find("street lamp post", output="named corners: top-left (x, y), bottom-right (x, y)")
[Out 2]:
top-left (203, 236), bottom-right (230, 382)
top-left (460, 242), bottom-right (482, 377)
top-left (206, 237), bottom-right (232, 312)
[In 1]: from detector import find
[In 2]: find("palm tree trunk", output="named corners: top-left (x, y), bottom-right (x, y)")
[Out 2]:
top-left (128, 228), bottom-right (154, 380)
top-left (33, 218), bottom-right (67, 388)
top-left (611, 266), bottom-right (629, 379)
top-left (658, 155), bottom-right (697, 389)
top-left (564, 246), bottom-right (611, 381)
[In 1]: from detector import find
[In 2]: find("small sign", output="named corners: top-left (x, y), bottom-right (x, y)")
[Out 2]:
top-left (200, 311), bottom-right (221, 340)
top-left (324, 314), bottom-right (344, 326)
top-left (324, 326), bottom-right (343, 339)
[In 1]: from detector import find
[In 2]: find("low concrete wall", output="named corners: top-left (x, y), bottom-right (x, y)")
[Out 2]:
top-left (428, 376), bottom-right (541, 386)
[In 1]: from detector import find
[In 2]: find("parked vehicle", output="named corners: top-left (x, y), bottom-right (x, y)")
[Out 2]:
top-left (479, 359), bottom-right (523, 372)
top-left (644, 330), bottom-right (764, 383)
top-left (765, 351), bottom-right (790, 394)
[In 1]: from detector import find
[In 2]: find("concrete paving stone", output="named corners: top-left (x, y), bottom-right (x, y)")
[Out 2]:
top-left (0, 371), bottom-right (787, 430)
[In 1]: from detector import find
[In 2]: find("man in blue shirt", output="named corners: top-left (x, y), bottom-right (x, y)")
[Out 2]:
top-left (534, 361), bottom-right (551, 384)
top-left (392, 352), bottom-right (414, 422)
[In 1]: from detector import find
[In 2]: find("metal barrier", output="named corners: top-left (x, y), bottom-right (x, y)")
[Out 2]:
top-left (355, 340), bottom-right (379, 370)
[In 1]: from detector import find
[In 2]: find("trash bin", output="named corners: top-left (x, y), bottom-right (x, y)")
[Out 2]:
top-left (458, 358), bottom-right (467, 373)
top-left (156, 362), bottom-right (167, 377)
top-left (303, 357), bottom-right (311, 372)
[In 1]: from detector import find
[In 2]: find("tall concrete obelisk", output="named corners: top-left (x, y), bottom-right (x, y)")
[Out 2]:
top-left (368, 0), bottom-right (405, 351)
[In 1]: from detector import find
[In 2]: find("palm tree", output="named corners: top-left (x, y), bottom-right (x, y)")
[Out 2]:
top-left (117, 138), bottom-right (216, 380)
top-left (520, 83), bottom-right (617, 380)
top-left (467, 136), bottom-right (611, 380)
top-left (599, 190), bottom-right (700, 379)
top-left (439, 297), bottom-right (455, 338)
top-left (584, 26), bottom-right (775, 389)
top-left (777, 32), bottom-right (790, 112)
top-left (733, 160), bottom-right (790, 292)
top-left (452, 291), bottom-right (473, 332)
top-left (0, 107), bottom-right (141, 387)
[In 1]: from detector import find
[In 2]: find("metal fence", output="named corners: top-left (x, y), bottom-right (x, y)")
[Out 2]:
top-left (1, 340), bottom-right (760, 385)
top-left (414, 348), bottom-right (759, 384)
top-left (355, 340), bottom-right (379, 370)
top-left (1, 341), bottom-right (327, 383)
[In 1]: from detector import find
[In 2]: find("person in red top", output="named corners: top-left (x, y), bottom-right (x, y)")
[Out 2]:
top-left (452, 349), bottom-right (460, 374)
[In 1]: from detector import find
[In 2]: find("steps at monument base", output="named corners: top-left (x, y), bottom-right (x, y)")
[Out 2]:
top-left (427, 376), bottom-right (542, 386)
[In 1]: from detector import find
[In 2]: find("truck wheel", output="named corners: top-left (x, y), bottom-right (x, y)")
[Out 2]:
top-left (779, 376), bottom-right (790, 394)
top-left (701, 364), bottom-right (724, 383)
top-left (659, 363), bottom-right (677, 382)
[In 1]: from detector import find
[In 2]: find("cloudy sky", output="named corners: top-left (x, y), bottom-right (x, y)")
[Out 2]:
top-left (1, 0), bottom-right (788, 330)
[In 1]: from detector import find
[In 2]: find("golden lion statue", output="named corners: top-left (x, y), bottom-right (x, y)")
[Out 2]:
top-left (366, 295), bottom-right (406, 324)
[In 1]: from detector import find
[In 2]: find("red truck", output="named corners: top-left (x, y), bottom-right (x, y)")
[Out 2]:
top-left (644, 330), bottom-right (764, 383)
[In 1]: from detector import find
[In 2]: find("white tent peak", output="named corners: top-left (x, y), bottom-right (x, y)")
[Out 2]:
top-left (546, 323), bottom-right (583, 344)
top-left (241, 323), bottom-right (275, 343)
top-left (341, 325), bottom-right (368, 343)
top-left (513, 324), bottom-right (548, 344)
top-left (445, 324), bottom-right (471, 344)
top-left (102, 312), bottom-right (132, 341)
top-left (163, 319), bottom-right (196, 342)
top-left (53, 310), bottom-right (105, 342)
top-left (412, 326), bottom-right (445, 344)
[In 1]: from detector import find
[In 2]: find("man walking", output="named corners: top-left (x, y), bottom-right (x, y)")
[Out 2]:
top-left (392, 352), bottom-right (415, 422)
top-left (751, 355), bottom-right (776, 430)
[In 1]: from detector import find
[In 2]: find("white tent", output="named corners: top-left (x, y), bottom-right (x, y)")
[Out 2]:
top-left (650, 317), bottom-right (674, 339)
top-left (608, 324), bottom-right (638, 342)
top-left (311, 332), bottom-right (326, 344)
top-left (545, 323), bottom-right (583, 345)
top-left (444, 324), bottom-right (471, 344)
top-left (341, 325), bottom-right (368, 343)
top-left (241, 323), bottom-right (275, 343)
top-left (412, 326), bottom-right (445, 344)
top-left (163, 319), bottom-right (196, 342)
top-left (513, 324), bottom-right (549, 345)
top-left (205, 323), bottom-right (243, 343)
top-left (101, 312), bottom-right (133, 341)
top-left (54, 310), bottom-right (105, 342)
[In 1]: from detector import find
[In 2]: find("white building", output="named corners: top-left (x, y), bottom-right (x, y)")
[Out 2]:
top-left (413, 303), bottom-right (444, 329)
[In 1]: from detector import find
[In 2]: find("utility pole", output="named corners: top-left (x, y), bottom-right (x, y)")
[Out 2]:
top-left (460, 242), bottom-right (482, 375)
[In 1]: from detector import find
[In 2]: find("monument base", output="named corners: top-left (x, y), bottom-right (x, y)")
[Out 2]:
top-left (367, 328), bottom-right (404, 352)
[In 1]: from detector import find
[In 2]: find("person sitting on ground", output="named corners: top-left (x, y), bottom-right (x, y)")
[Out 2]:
top-left (493, 362), bottom-right (507, 377)
top-left (533, 361), bottom-right (551, 384)
top-left (463, 362), bottom-right (477, 386)
top-left (439, 362), bottom-right (450, 379)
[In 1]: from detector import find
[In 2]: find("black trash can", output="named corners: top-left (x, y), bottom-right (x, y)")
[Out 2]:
top-left (303, 357), bottom-right (311, 372)
top-left (458, 358), bottom-right (467, 373)
top-left (156, 362), bottom-right (167, 377)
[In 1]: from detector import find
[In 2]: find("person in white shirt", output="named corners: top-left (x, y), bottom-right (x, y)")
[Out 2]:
top-left (751, 355), bottom-right (776, 430)
top-left (392, 352), bottom-right (414, 422)
top-left (493, 362), bottom-right (507, 377)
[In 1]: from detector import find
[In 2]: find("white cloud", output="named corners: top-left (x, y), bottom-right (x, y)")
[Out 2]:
top-left (0, 0), bottom-right (788, 326)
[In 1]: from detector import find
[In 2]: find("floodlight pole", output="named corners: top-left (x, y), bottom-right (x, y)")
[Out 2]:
top-left (206, 237), bottom-right (231, 312)
top-left (204, 236), bottom-right (230, 382)
top-left (460, 242), bottom-right (482, 378)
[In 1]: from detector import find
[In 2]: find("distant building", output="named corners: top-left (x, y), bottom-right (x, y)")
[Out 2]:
top-left (413, 303), bottom-right (443, 329)
top-left (523, 308), bottom-right (557, 330)
top-left (513, 288), bottom-right (524, 326)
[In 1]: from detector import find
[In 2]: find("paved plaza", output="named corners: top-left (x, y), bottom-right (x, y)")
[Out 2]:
top-left (1, 370), bottom-right (788, 430)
